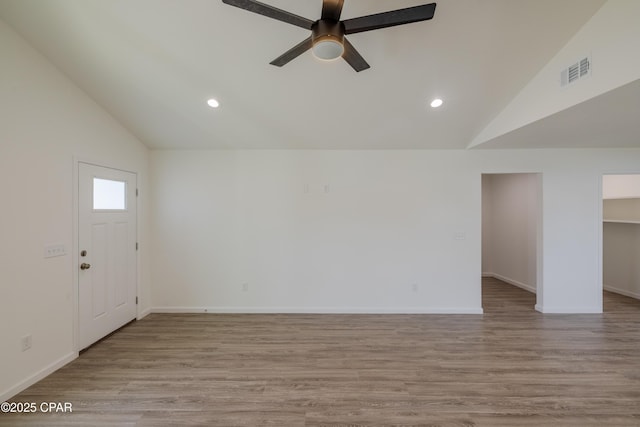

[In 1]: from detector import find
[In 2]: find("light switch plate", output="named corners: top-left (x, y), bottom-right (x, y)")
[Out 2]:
top-left (44, 244), bottom-right (67, 258)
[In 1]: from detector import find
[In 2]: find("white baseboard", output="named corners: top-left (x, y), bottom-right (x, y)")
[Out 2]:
top-left (603, 284), bottom-right (640, 300)
top-left (483, 272), bottom-right (536, 294)
top-left (0, 352), bottom-right (77, 402)
top-left (138, 307), bottom-right (152, 320)
top-left (535, 304), bottom-right (602, 314)
top-left (152, 306), bottom-right (483, 315)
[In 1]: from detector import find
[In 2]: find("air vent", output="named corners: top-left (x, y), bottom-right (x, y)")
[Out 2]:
top-left (560, 55), bottom-right (591, 87)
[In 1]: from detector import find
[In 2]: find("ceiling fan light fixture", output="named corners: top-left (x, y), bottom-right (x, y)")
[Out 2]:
top-left (312, 37), bottom-right (344, 61)
top-left (311, 20), bottom-right (344, 61)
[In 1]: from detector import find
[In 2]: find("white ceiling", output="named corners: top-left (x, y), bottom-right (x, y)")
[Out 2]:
top-left (474, 79), bottom-right (640, 149)
top-left (0, 0), bottom-right (609, 150)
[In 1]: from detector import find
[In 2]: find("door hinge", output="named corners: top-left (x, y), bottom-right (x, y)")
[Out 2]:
top-left (136, 188), bottom-right (139, 197)
top-left (136, 296), bottom-right (138, 305)
top-left (136, 242), bottom-right (139, 251)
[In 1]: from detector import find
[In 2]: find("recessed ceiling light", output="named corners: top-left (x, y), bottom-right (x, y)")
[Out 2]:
top-left (430, 98), bottom-right (443, 108)
top-left (207, 98), bottom-right (220, 108)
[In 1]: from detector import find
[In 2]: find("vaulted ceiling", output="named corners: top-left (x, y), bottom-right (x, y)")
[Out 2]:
top-left (1, 0), bottom-right (622, 150)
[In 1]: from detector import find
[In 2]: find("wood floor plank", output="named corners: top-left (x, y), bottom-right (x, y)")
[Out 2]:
top-left (2, 278), bottom-right (639, 426)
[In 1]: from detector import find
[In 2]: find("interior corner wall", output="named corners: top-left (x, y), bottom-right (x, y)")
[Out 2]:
top-left (0, 19), bottom-right (150, 401)
top-left (482, 174), bottom-right (538, 293)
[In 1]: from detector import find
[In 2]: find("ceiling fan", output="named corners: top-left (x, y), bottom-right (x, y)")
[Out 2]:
top-left (222, 0), bottom-right (437, 72)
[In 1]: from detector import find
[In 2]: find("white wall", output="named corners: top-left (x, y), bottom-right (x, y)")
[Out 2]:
top-left (482, 174), bottom-right (539, 293)
top-left (150, 150), bottom-right (482, 313)
top-left (0, 19), bottom-right (150, 401)
top-left (150, 148), bottom-right (640, 315)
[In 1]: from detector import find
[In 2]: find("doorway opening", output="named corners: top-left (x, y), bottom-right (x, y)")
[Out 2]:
top-left (602, 174), bottom-right (640, 312)
top-left (481, 173), bottom-right (542, 312)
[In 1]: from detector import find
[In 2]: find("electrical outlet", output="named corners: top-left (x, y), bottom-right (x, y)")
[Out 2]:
top-left (44, 244), bottom-right (67, 258)
top-left (453, 231), bottom-right (466, 241)
top-left (242, 283), bottom-right (249, 292)
top-left (21, 335), bottom-right (32, 352)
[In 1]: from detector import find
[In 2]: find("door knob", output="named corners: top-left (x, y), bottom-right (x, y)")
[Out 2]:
top-left (80, 263), bottom-right (91, 270)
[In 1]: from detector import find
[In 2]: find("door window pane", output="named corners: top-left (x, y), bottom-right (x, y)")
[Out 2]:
top-left (93, 178), bottom-right (126, 210)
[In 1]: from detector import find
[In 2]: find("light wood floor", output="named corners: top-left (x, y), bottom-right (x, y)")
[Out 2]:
top-left (2, 278), bottom-right (640, 426)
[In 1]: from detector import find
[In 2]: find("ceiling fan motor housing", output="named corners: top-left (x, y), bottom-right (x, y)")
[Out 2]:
top-left (311, 20), bottom-right (345, 60)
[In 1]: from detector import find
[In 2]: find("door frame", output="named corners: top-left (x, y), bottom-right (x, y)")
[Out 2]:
top-left (73, 157), bottom-right (140, 352)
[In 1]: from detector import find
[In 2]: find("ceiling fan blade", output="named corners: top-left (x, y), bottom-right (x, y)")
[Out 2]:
top-left (343, 3), bottom-right (436, 35)
top-left (270, 37), bottom-right (313, 67)
top-left (222, 0), bottom-right (314, 30)
top-left (321, 0), bottom-right (344, 21)
top-left (342, 38), bottom-right (370, 72)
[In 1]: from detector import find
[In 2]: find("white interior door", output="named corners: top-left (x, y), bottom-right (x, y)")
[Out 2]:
top-left (78, 162), bottom-right (137, 349)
